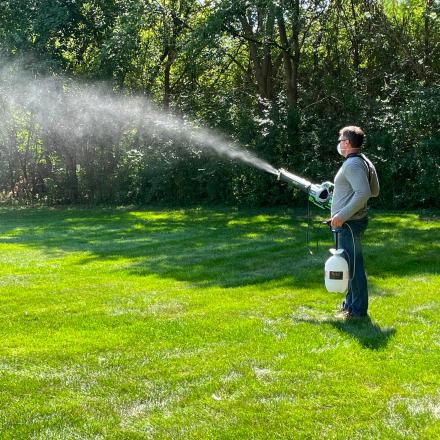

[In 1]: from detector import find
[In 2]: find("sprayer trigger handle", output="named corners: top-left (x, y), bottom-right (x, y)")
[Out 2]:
top-left (322, 219), bottom-right (332, 229)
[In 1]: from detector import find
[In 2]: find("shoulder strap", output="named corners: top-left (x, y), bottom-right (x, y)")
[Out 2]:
top-left (360, 154), bottom-right (372, 184)
top-left (346, 153), bottom-right (371, 184)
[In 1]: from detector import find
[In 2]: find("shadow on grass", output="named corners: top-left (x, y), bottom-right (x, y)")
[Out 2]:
top-left (297, 316), bottom-right (396, 350)
top-left (0, 208), bottom-right (438, 289)
top-left (0, 207), bottom-right (326, 288)
top-left (330, 316), bottom-right (396, 349)
top-left (366, 213), bottom-right (440, 278)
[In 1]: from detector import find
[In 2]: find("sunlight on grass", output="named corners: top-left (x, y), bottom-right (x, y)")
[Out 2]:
top-left (0, 207), bottom-right (438, 439)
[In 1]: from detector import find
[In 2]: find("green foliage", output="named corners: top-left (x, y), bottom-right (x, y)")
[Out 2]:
top-left (0, 0), bottom-right (439, 208)
top-left (369, 82), bottom-right (440, 208)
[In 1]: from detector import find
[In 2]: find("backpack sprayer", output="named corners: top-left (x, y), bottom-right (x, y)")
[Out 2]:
top-left (275, 167), bottom-right (352, 293)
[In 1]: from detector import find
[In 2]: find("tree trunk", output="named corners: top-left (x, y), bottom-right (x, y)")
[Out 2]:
top-left (65, 152), bottom-right (79, 203)
top-left (350, 0), bottom-right (361, 76)
top-left (239, 15), bottom-right (271, 100)
top-left (276, 3), bottom-right (300, 108)
top-left (164, 49), bottom-right (176, 109)
top-left (424, 0), bottom-right (433, 72)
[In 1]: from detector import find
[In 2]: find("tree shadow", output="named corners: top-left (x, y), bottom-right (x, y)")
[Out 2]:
top-left (296, 316), bottom-right (396, 350)
top-left (0, 208), bottom-right (438, 289)
top-left (0, 207), bottom-right (325, 288)
top-left (365, 213), bottom-right (440, 277)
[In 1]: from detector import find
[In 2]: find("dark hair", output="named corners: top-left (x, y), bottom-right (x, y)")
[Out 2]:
top-left (341, 126), bottom-right (364, 149)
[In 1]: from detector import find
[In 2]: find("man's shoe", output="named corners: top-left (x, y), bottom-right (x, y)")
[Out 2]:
top-left (346, 313), bottom-right (370, 321)
top-left (335, 309), bottom-right (352, 320)
top-left (335, 308), bottom-right (369, 321)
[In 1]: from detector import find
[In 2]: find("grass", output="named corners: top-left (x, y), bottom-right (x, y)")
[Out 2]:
top-left (0, 206), bottom-right (439, 439)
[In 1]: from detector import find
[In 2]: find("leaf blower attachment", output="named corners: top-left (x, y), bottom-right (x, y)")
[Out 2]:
top-left (276, 168), bottom-right (333, 210)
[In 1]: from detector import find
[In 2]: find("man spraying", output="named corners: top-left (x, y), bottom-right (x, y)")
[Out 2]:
top-left (330, 126), bottom-right (380, 318)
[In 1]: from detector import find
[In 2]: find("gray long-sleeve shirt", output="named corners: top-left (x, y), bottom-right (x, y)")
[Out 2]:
top-left (331, 154), bottom-right (380, 222)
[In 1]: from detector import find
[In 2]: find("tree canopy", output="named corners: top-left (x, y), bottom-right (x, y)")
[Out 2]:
top-left (0, 0), bottom-right (439, 207)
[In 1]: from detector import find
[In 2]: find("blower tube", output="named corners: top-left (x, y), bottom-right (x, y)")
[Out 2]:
top-left (276, 168), bottom-right (334, 210)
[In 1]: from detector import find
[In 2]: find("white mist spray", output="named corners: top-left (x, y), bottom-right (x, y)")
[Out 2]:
top-left (0, 62), bottom-right (278, 176)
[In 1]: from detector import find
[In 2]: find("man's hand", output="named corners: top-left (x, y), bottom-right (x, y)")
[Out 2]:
top-left (331, 214), bottom-right (344, 228)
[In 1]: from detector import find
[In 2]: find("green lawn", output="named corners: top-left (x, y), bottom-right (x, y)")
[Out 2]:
top-left (0, 207), bottom-right (438, 439)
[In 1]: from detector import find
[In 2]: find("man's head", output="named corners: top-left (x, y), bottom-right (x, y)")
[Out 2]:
top-left (338, 126), bottom-right (364, 157)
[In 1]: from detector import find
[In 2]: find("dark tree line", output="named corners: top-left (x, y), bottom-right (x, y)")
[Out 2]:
top-left (0, 0), bottom-right (439, 208)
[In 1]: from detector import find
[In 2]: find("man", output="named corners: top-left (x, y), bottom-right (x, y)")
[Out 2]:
top-left (331, 126), bottom-right (380, 318)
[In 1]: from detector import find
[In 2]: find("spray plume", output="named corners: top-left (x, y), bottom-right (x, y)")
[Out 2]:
top-left (0, 62), bottom-right (278, 176)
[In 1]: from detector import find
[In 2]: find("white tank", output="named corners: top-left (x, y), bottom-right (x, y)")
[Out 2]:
top-left (325, 249), bottom-right (349, 292)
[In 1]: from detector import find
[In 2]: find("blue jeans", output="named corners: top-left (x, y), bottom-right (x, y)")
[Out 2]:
top-left (337, 216), bottom-right (369, 316)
